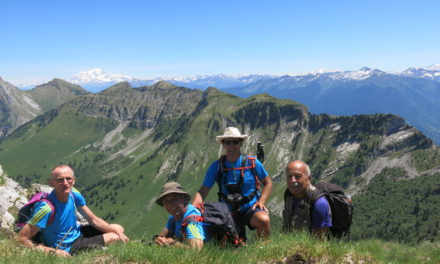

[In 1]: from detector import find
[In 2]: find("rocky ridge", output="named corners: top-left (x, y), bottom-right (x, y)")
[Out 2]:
top-left (0, 78), bottom-right (42, 137)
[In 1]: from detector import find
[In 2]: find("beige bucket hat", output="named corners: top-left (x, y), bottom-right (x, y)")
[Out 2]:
top-left (215, 127), bottom-right (248, 144)
top-left (156, 182), bottom-right (191, 206)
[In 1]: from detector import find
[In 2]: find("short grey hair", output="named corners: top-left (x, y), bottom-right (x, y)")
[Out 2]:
top-left (305, 164), bottom-right (311, 176)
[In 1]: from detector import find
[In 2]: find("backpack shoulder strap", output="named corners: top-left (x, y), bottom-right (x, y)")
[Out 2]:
top-left (181, 214), bottom-right (204, 226)
top-left (306, 186), bottom-right (325, 225)
top-left (216, 155), bottom-right (227, 201)
top-left (35, 192), bottom-right (56, 225)
top-left (247, 155), bottom-right (261, 191)
top-left (41, 199), bottom-right (56, 225)
top-left (282, 189), bottom-right (294, 231)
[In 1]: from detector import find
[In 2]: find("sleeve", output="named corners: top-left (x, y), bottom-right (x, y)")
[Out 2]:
top-left (254, 159), bottom-right (269, 181)
top-left (27, 201), bottom-right (52, 228)
top-left (202, 161), bottom-right (219, 188)
top-left (184, 222), bottom-right (205, 241)
top-left (165, 216), bottom-right (175, 236)
top-left (311, 196), bottom-right (332, 229)
top-left (71, 188), bottom-right (86, 206)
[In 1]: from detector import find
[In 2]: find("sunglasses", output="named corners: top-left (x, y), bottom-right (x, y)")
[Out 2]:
top-left (55, 177), bottom-right (74, 183)
top-left (223, 139), bottom-right (242, 145)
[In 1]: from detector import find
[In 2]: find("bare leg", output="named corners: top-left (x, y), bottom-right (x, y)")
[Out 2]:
top-left (250, 211), bottom-right (271, 238)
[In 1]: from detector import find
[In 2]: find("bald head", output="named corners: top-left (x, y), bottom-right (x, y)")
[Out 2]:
top-left (285, 160), bottom-right (311, 197)
top-left (51, 165), bottom-right (74, 180)
top-left (285, 160), bottom-right (311, 176)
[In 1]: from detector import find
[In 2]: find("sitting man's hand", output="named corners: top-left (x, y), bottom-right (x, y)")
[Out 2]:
top-left (53, 248), bottom-right (71, 257)
top-left (252, 201), bottom-right (269, 213)
top-left (117, 232), bottom-right (129, 242)
top-left (154, 236), bottom-right (175, 246)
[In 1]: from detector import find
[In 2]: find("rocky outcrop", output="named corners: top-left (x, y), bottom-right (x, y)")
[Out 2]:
top-left (0, 77), bottom-right (42, 137)
top-left (0, 167), bottom-right (27, 229)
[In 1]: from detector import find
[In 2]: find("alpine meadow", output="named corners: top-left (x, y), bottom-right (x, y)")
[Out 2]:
top-left (0, 80), bottom-right (439, 263)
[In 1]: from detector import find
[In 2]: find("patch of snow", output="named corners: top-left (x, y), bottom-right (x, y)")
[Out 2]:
top-left (69, 68), bottom-right (132, 84)
top-left (426, 64), bottom-right (440, 71)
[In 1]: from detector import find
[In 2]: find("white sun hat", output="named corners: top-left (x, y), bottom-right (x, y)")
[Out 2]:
top-left (216, 127), bottom-right (248, 144)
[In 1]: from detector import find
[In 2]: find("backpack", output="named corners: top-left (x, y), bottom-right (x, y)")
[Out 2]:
top-left (14, 192), bottom-right (55, 232)
top-left (284, 182), bottom-right (353, 238)
top-left (216, 154), bottom-right (261, 209)
top-left (181, 202), bottom-right (244, 246)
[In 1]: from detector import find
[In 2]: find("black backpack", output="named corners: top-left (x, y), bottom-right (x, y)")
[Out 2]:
top-left (314, 182), bottom-right (353, 238)
top-left (284, 182), bottom-right (353, 238)
top-left (181, 202), bottom-right (244, 246)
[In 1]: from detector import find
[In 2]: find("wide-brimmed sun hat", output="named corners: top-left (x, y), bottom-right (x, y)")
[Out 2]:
top-left (156, 182), bottom-right (191, 206)
top-left (216, 127), bottom-right (248, 144)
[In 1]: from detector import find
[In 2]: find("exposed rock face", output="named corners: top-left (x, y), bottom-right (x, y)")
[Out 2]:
top-left (0, 77), bottom-right (89, 139)
top-left (0, 167), bottom-right (28, 229)
top-left (0, 77), bottom-right (42, 137)
top-left (67, 82), bottom-right (203, 129)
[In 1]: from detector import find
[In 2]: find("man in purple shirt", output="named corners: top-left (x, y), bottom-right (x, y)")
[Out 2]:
top-left (282, 160), bottom-right (332, 237)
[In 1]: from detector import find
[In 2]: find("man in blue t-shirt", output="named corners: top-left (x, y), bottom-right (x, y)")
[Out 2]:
top-left (192, 127), bottom-right (273, 239)
top-left (17, 165), bottom-right (129, 257)
top-left (282, 160), bottom-right (332, 237)
top-left (154, 182), bottom-right (209, 250)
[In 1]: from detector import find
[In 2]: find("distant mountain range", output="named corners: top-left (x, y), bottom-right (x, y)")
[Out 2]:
top-left (25, 65), bottom-right (440, 144)
top-left (13, 64), bottom-right (440, 92)
top-left (222, 66), bottom-right (440, 145)
top-left (59, 68), bottom-right (275, 93)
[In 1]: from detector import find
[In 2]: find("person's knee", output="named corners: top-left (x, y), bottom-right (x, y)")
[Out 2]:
top-left (251, 212), bottom-right (271, 229)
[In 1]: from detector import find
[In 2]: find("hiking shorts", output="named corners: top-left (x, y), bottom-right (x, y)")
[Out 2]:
top-left (70, 225), bottom-right (105, 255)
top-left (236, 207), bottom-right (265, 229)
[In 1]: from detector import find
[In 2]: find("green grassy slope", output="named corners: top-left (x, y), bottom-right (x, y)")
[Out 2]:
top-left (1, 229), bottom-right (438, 264)
top-left (0, 84), bottom-right (439, 243)
top-left (26, 79), bottom-right (90, 113)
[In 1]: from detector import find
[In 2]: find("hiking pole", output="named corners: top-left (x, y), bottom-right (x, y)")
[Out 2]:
top-left (257, 142), bottom-right (264, 163)
top-left (54, 225), bottom-right (73, 251)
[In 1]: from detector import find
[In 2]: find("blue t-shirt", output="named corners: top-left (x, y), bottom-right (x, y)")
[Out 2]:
top-left (165, 204), bottom-right (209, 242)
top-left (27, 188), bottom-right (86, 252)
top-left (202, 155), bottom-right (269, 213)
top-left (292, 196), bottom-right (332, 229)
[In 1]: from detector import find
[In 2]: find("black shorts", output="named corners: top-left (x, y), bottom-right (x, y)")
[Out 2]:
top-left (70, 225), bottom-right (105, 255)
top-left (235, 207), bottom-right (265, 238)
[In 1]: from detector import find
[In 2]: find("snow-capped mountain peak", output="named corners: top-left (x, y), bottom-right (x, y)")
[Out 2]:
top-left (400, 65), bottom-right (440, 81)
top-left (426, 64), bottom-right (440, 71)
top-left (324, 67), bottom-right (384, 81)
top-left (68, 68), bottom-right (133, 84)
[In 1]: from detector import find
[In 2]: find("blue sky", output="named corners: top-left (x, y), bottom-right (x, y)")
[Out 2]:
top-left (1, 0), bottom-right (439, 84)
